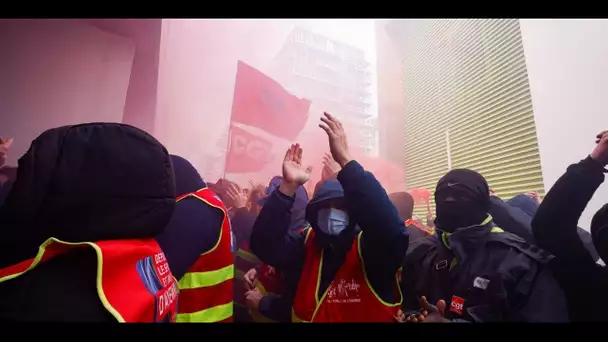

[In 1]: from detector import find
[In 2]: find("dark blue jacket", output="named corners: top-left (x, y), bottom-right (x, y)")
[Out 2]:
top-left (155, 155), bottom-right (223, 280)
top-left (250, 160), bottom-right (407, 321)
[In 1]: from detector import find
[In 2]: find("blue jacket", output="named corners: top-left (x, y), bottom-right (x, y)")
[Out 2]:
top-left (250, 160), bottom-right (407, 321)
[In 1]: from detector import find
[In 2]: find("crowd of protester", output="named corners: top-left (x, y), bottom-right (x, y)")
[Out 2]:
top-left (0, 114), bottom-right (606, 322)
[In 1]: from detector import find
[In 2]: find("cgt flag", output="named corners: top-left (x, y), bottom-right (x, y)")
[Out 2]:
top-left (231, 61), bottom-right (311, 140)
top-left (225, 125), bottom-right (274, 174)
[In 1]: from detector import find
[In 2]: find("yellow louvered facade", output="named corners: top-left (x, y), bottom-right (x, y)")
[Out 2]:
top-left (398, 19), bottom-right (544, 218)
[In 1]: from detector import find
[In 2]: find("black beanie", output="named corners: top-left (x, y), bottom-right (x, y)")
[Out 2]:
top-left (435, 169), bottom-right (490, 210)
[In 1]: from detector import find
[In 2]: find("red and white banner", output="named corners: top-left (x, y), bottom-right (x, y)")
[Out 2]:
top-left (225, 125), bottom-right (274, 174)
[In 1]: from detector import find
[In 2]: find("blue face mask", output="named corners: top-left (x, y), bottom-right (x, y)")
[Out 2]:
top-left (317, 208), bottom-right (350, 236)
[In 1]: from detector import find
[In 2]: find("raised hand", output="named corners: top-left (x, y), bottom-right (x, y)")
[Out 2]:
top-left (319, 112), bottom-right (352, 168)
top-left (419, 296), bottom-right (448, 323)
top-left (225, 182), bottom-right (248, 209)
top-left (281, 143), bottom-right (313, 190)
top-left (591, 130), bottom-right (608, 166)
top-left (322, 153), bottom-right (341, 180)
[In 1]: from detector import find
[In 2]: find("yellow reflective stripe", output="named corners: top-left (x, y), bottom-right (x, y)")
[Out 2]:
top-left (440, 214), bottom-right (496, 249)
top-left (176, 301), bottom-right (233, 323)
top-left (0, 237), bottom-right (126, 322)
top-left (179, 264), bottom-right (234, 289)
top-left (235, 249), bottom-right (261, 265)
top-left (357, 232), bottom-right (402, 307)
top-left (292, 308), bottom-right (308, 323)
top-left (177, 187), bottom-right (227, 257)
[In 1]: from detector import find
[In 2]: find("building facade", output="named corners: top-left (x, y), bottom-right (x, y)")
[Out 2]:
top-left (268, 26), bottom-right (377, 155)
top-left (384, 19), bottom-right (544, 216)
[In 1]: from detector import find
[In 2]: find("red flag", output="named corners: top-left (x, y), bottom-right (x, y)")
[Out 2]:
top-left (231, 61), bottom-right (311, 140)
top-left (225, 125), bottom-right (274, 174)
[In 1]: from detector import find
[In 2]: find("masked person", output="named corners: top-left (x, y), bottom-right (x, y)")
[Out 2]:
top-left (250, 112), bottom-right (407, 322)
top-left (0, 123), bottom-right (178, 322)
top-left (242, 176), bottom-right (310, 322)
top-left (532, 130), bottom-right (608, 321)
top-left (402, 169), bottom-right (569, 322)
top-left (155, 155), bottom-right (234, 323)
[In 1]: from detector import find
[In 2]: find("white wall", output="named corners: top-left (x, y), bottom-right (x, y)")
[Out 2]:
top-left (520, 19), bottom-right (608, 229)
top-left (0, 19), bottom-right (135, 165)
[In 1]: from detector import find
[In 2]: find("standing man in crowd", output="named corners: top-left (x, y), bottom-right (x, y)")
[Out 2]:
top-left (0, 123), bottom-right (179, 322)
top-left (402, 168), bottom-right (569, 322)
top-left (532, 130), bottom-right (608, 321)
top-left (250, 112), bottom-right (407, 322)
top-left (156, 155), bottom-right (234, 323)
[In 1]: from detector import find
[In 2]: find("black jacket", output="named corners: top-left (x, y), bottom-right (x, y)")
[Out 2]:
top-left (402, 217), bottom-right (569, 322)
top-left (531, 156), bottom-right (608, 321)
top-left (250, 161), bottom-right (408, 321)
top-left (0, 123), bottom-right (176, 321)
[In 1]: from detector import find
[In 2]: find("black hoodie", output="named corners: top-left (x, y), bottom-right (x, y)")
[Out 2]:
top-left (0, 123), bottom-right (175, 321)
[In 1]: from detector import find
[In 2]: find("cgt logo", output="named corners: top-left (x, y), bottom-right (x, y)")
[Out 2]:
top-left (450, 295), bottom-right (465, 315)
top-left (231, 132), bottom-right (273, 163)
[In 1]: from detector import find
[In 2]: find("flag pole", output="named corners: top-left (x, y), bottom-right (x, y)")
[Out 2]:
top-left (222, 61), bottom-right (241, 181)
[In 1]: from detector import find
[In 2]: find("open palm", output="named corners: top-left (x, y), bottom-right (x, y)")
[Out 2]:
top-left (282, 143), bottom-right (313, 186)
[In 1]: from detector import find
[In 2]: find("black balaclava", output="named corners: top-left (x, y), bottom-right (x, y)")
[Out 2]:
top-left (591, 203), bottom-right (608, 262)
top-left (434, 169), bottom-right (490, 233)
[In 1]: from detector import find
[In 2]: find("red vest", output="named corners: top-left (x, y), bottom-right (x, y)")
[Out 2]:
top-left (292, 229), bottom-right (402, 322)
top-left (175, 188), bottom-right (234, 323)
top-left (0, 238), bottom-right (179, 322)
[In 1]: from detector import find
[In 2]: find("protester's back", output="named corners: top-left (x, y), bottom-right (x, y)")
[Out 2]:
top-left (0, 123), bottom-right (176, 321)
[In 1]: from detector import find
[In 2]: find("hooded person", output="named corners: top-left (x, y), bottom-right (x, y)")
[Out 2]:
top-left (402, 168), bottom-right (569, 322)
top-left (249, 112), bottom-right (407, 323)
top-left (0, 123), bottom-right (178, 322)
top-left (531, 130), bottom-right (608, 321)
top-left (155, 155), bottom-right (234, 323)
top-left (503, 193), bottom-right (600, 261)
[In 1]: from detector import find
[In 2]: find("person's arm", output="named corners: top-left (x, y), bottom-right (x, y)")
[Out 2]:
top-left (156, 199), bottom-right (223, 280)
top-left (249, 187), bottom-right (306, 269)
top-left (531, 156), bottom-right (606, 264)
top-left (337, 160), bottom-right (409, 273)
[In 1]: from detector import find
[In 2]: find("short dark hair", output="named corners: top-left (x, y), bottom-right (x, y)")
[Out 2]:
top-left (389, 192), bottom-right (415, 220)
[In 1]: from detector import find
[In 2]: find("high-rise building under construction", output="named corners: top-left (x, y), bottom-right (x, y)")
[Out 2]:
top-left (269, 26), bottom-right (377, 155)
top-left (380, 19), bottom-right (544, 215)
